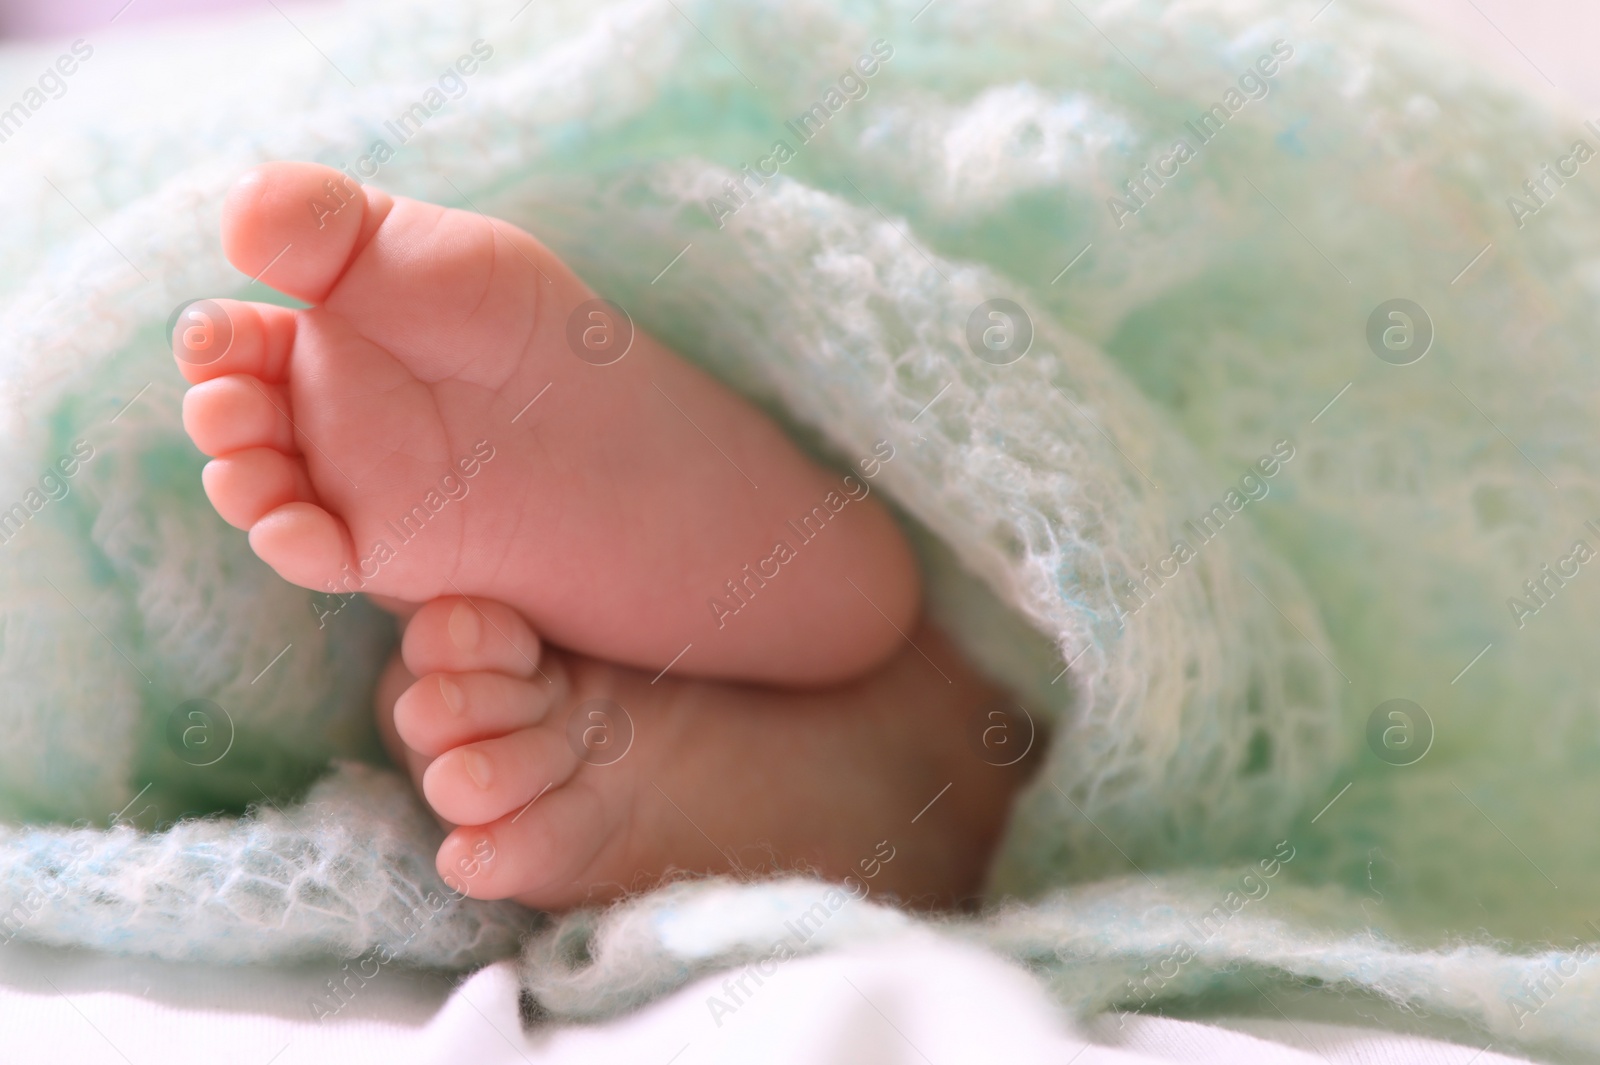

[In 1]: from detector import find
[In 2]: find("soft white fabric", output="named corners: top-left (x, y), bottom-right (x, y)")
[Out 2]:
top-left (0, 934), bottom-right (1535, 1064)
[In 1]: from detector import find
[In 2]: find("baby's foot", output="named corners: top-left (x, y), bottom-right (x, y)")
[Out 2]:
top-left (374, 597), bottom-right (1035, 909)
top-left (175, 163), bottom-right (918, 685)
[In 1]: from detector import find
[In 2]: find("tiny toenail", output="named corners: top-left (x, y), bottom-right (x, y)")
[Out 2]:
top-left (462, 750), bottom-right (493, 789)
top-left (448, 602), bottom-right (481, 651)
top-left (438, 676), bottom-right (466, 716)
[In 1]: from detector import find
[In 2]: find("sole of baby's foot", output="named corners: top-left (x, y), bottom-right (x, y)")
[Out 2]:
top-left (175, 162), bottom-right (918, 686)
top-left (373, 597), bottom-right (1038, 910)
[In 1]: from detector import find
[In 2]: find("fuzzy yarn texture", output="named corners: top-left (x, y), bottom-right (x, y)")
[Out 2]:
top-left (2, 0), bottom-right (1598, 1056)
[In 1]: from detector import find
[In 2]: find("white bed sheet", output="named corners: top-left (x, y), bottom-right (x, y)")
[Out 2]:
top-left (0, 931), bottom-right (1532, 1065)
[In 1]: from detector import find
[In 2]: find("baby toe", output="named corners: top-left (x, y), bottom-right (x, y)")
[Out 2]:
top-left (201, 447), bottom-right (315, 530)
top-left (420, 725), bottom-right (577, 827)
top-left (435, 785), bottom-right (608, 903)
top-left (222, 162), bottom-right (393, 305)
top-left (247, 501), bottom-right (355, 589)
top-left (393, 664), bottom-right (568, 758)
top-left (172, 299), bottom-right (296, 385)
top-left (181, 375), bottom-right (296, 457)
top-left (402, 597), bottom-right (544, 680)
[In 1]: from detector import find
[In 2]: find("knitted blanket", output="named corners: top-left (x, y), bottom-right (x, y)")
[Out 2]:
top-left (3, 0), bottom-right (1598, 1056)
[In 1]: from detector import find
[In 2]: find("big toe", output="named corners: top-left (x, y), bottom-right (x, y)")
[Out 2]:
top-left (221, 162), bottom-right (393, 304)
